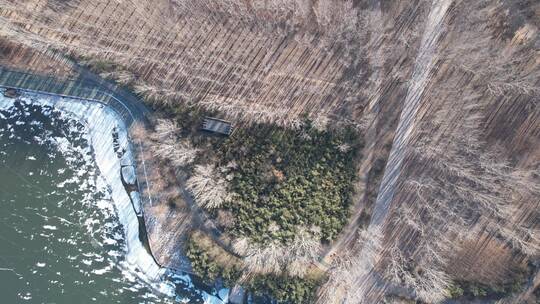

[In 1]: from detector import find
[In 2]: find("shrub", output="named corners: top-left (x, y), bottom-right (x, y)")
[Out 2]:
top-left (447, 283), bottom-right (464, 298)
top-left (186, 232), bottom-right (320, 304)
top-left (451, 274), bottom-right (527, 300)
top-left (469, 283), bottom-right (488, 297)
top-left (185, 234), bottom-right (241, 285)
top-left (248, 274), bottom-right (319, 304)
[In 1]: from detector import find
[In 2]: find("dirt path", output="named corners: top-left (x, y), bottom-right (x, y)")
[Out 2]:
top-left (341, 0), bottom-right (454, 302)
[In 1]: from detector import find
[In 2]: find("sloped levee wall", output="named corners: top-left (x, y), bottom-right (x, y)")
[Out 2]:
top-left (0, 68), bottom-right (230, 303)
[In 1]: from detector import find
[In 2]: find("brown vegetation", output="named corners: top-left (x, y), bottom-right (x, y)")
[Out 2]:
top-left (0, 0), bottom-right (371, 127)
top-left (129, 122), bottom-right (195, 270)
top-left (186, 164), bottom-right (230, 210)
top-left (0, 0), bottom-right (539, 303)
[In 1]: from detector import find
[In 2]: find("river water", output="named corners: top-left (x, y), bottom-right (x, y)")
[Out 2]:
top-left (0, 94), bottom-right (221, 304)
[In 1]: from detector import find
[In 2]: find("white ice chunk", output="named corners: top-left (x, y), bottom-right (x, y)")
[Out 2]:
top-left (130, 191), bottom-right (142, 215)
top-left (121, 165), bottom-right (136, 185)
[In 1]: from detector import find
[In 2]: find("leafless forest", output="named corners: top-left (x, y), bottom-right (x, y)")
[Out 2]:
top-left (0, 0), bottom-right (539, 303)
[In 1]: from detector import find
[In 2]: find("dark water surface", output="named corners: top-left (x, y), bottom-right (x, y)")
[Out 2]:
top-left (0, 100), bottom-right (177, 304)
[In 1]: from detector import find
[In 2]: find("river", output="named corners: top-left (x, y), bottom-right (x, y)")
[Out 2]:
top-left (0, 93), bottom-right (224, 303)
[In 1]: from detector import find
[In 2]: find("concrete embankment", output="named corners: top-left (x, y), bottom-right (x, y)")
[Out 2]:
top-left (0, 68), bottom-right (231, 303)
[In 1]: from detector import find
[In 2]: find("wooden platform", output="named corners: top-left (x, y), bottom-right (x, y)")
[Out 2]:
top-left (202, 117), bottom-right (233, 135)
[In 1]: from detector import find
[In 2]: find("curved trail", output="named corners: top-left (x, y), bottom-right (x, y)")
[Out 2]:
top-left (0, 66), bottom-right (151, 126)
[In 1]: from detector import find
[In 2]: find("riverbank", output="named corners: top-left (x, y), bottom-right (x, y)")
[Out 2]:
top-left (0, 90), bottom-right (171, 286)
top-left (0, 67), bottom-right (204, 274)
top-left (0, 67), bottom-right (360, 304)
top-left (0, 83), bottom-right (230, 302)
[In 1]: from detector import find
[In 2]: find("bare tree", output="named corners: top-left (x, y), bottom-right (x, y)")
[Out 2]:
top-left (148, 119), bottom-right (199, 167)
top-left (216, 210), bottom-right (235, 229)
top-left (151, 136), bottom-right (199, 167)
top-left (152, 118), bottom-right (179, 141)
top-left (234, 226), bottom-right (323, 277)
top-left (186, 164), bottom-right (230, 209)
top-left (129, 121), bottom-right (149, 140)
top-left (243, 241), bottom-right (286, 275)
top-left (232, 237), bottom-right (250, 256)
top-left (490, 222), bottom-right (540, 258)
top-left (317, 229), bottom-right (383, 304)
top-left (383, 242), bottom-right (451, 303)
top-left (287, 227), bottom-right (322, 277)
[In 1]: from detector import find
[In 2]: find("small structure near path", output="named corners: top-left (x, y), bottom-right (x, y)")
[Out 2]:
top-left (202, 117), bottom-right (233, 136)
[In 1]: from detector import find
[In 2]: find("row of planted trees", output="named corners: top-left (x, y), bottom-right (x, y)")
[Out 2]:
top-left (0, 0), bottom-right (369, 128)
